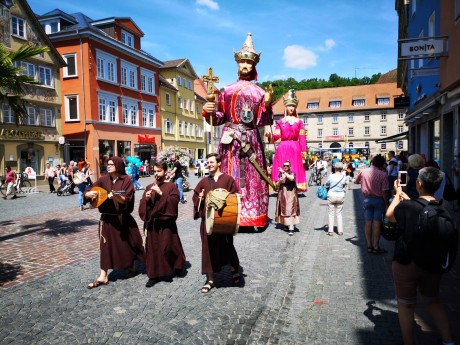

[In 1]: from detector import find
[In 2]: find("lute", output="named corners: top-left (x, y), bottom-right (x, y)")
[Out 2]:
top-left (89, 186), bottom-right (126, 208)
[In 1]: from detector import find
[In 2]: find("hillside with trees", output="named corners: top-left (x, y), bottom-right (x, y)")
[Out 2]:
top-left (257, 73), bottom-right (382, 102)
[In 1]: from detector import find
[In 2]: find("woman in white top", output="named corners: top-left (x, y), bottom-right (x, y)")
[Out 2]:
top-left (326, 162), bottom-right (348, 236)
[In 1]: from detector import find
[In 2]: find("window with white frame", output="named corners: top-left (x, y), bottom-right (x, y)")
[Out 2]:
top-left (65, 95), bottom-right (79, 121)
top-left (140, 68), bottom-right (155, 94)
top-left (428, 11), bottom-right (435, 37)
top-left (398, 125), bottom-right (404, 133)
top-left (191, 100), bottom-right (195, 113)
top-left (329, 101), bottom-right (341, 108)
top-left (348, 142), bottom-right (354, 148)
top-left (196, 103), bottom-right (201, 114)
top-left (2, 104), bottom-right (14, 124)
top-left (39, 66), bottom-right (52, 87)
top-left (26, 106), bottom-right (37, 125)
top-left (178, 97), bottom-right (183, 109)
top-left (11, 16), bottom-right (26, 38)
top-left (15, 61), bottom-right (36, 79)
top-left (348, 127), bottom-right (354, 136)
top-left (122, 98), bottom-right (138, 125)
top-left (333, 128), bottom-right (338, 136)
top-left (40, 108), bottom-right (54, 127)
top-left (120, 60), bottom-right (137, 89)
top-left (96, 51), bottom-right (117, 83)
top-left (348, 114), bottom-right (354, 122)
top-left (188, 81), bottom-right (192, 90)
top-left (317, 128), bottom-right (323, 138)
top-left (381, 112), bottom-right (387, 120)
top-left (179, 120), bottom-right (183, 135)
top-left (184, 99), bottom-right (189, 111)
top-left (332, 114), bottom-right (338, 123)
top-left (164, 118), bottom-right (174, 134)
top-left (142, 104), bottom-right (156, 128)
top-left (381, 143), bottom-right (387, 150)
top-left (196, 125), bottom-right (203, 137)
top-left (364, 114), bottom-right (370, 121)
top-left (121, 30), bottom-right (134, 48)
top-left (365, 127), bottom-right (370, 135)
top-left (302, 116), bottom-right (307, 126)
top-left (365, 141), bottom-right (369, 148)
top-left (98, 92), bottom-right (118, 123)
top-left (317, 115), bottom-right (323, 124)
top-left (63, 53), bottom-right (77, 77)
top-left (381, 126), bottom-right (387, 135)
top-left (307, 102), bottom-right (319, 109)
top-left (352, 99), bottom-right (365, 106)
top-left (166, 93), bottom-right (171, 106)
top-left (177, 76), bottom-right (181, 87)
top-left (183, 78), bottom-right (187, 88)
top-left (190, 123), bottom-right (194, 137)
top-left (185, 122), bottom-right (189, 136)
top-left (377, 97), bottom-right (390, 105)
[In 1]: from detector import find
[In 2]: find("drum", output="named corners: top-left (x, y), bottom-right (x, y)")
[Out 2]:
top-left (205, 190), bottom-right (241, 236)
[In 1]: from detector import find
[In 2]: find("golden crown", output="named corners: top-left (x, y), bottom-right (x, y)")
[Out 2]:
top-left (283, 89), bottom-right (299, 107)
top-left (234, 33), bottom-right (261, 64)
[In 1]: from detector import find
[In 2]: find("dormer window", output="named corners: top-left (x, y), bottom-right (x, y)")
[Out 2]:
top-left (329, 100), bottom-right (341, 108)
top-left (121, 30), bottom-right (134, 48)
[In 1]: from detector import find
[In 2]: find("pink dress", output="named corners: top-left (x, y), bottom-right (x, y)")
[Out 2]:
top-left (271, 117), bottom-right (307, 192)
top-left (203, 80), bottom-right (273, 227)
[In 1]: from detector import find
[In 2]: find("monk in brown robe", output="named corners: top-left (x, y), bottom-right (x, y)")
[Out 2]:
top-left (193, 153), bottom-right (240, 293)
top-left (139, 160), bottom-right (186, 288)
top-left (275, 160), bottom-right (300, 236)
top-left (85, 156), bottom-right (145, 289)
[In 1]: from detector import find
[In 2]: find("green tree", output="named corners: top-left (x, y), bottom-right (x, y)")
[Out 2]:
top-left (0, 42), bottom-right (49, 125)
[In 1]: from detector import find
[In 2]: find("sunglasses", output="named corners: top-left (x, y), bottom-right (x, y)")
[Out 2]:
top-left (283, 165), bottom-right (290, 167)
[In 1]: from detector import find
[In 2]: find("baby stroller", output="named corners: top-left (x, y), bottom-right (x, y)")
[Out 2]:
top-left (56, 176), bottom-right (76, 196)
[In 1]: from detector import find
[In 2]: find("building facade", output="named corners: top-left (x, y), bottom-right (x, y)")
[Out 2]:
top-left (37, 9), bottom-right (163, 176)
top-left (271, 82), bottom-right (407, 157)
top-left (159, 59), bottom-right (206, 161)
top-left (0, 0), bottom-right (66, 176)
top-left (396, 0), bottom-right (460, 180)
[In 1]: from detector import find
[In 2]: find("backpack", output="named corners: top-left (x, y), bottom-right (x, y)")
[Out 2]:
top-left (73, 171), bottom-right (87, 185)
top-left (410, 199), bottom-right (458, 274)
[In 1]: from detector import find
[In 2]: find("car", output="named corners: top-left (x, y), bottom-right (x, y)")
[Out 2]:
top-left (194, 159), bottom-right (209, 176)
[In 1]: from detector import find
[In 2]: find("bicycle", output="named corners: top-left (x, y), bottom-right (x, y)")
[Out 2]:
top-left (0, 178), bottom-right (6, 196)
top-left (308, 165), bottom-right (323, 186)
top-left (15, 172), bottom-right (32, 193)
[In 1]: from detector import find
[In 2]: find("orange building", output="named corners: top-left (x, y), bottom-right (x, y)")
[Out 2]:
top-left (37, 10), bottom-right (163, 176)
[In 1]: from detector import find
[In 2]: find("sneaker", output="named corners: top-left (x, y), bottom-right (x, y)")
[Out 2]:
top-left (288, 231), bottom-right (294, 236)
top-left (180, 200), bottom-right (187, 204)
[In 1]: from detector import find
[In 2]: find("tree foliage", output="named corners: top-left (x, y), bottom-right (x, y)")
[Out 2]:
top-left (258, 73), bottom-right (382, 102)
top-left (0, 42), bottom-right (49, 125)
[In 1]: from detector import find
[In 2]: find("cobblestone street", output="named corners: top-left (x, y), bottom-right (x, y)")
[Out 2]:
top-left (1, 174), bottom-right (459, 344)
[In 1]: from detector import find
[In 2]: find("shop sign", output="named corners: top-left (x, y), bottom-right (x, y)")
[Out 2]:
top-left (24, 167), bottom-right (36, 180)
top-left (0, 129), bottom-right (44, 140)
top-left (138, 134), bottom-right (156, 144)
top-left (399, 37), bottom-right (447, 59)
top-left (325, 135), bottom-right (344, 141)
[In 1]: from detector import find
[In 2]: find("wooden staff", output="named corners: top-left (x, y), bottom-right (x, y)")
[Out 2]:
top-left (197, 189), bottom-right (205, 213)
top-left (202, 67), bottom-right (219, 153)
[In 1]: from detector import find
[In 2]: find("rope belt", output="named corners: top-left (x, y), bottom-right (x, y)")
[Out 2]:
top-left (99, 213), bottom-right (122, 247)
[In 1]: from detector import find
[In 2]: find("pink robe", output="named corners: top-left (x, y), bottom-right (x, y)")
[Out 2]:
top-left (271, 117), bottom-right (307, 191)
top-left (204, 80), bottom-right (273, 227)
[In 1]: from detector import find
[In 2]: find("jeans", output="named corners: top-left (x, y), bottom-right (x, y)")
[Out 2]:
top-left (78, 183), bottom-right (89, 207)
top-left (132, 175), bottom-right (142, 189)
top-left (48, 177), bottom-right (56, 192)
top-left (175, 177), bottom-right (184, 201)
top-left (327, 193), bottom-right (345, 233)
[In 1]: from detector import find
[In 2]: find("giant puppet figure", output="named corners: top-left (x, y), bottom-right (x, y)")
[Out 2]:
top-left (267, 89), bottom-right (307, 192)
top-left (202, 33), bottom-right (274, 228)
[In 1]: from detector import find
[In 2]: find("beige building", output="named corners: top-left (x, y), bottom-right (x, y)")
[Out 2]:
top-left (159, 58), bottom-right (207, 161)
top-left (271, 80), bottom-right (407, 158)
top-left (0, 0), bottom-right (66, 176)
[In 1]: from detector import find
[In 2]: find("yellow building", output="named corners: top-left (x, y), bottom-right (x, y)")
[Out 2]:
top-left (159, 58), bottom-right (207, 161)
top-left (0, 0), bottom-right (66, 176)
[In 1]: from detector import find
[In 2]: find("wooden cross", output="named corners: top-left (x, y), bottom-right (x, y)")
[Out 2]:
top-left (202, 67), bottom-right (219, 102)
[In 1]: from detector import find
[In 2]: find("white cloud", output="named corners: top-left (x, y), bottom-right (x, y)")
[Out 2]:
top-left (283, 45), bottom-right (317, 69)
top-left (316, 39), bottom-right (336, 52)
top-left (196, 0), bottom-right (219, 10)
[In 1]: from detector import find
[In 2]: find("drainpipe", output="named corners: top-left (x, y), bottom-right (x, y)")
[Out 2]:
top-left (79, 30), bottom-right (88, 160)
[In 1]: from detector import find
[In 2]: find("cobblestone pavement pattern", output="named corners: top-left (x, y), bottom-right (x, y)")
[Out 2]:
top-left (0, 174), bottom-right (459, 344)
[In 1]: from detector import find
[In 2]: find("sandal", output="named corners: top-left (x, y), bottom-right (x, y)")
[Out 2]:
top-left (201, 280), bottom-right (214, 293)
top-left (373, 247), bottom-right (388, 255)
top-left (327, 232), bottom-right (333, 236)
top-left (87, 279), bottom-right (109, 289)
top-left (367, 246), bottom-right (373, 253)
top-left (231, 270), bottom-right (241, 286)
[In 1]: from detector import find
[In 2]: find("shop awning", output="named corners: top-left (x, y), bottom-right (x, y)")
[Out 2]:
top-left (375, 131), bottom-right (409, 143)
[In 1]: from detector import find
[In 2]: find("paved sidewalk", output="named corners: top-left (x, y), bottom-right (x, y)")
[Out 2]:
top-left (0, 176), bottom-right (459, 344)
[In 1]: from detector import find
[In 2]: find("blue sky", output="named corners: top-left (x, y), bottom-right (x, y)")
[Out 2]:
top-left (29, 0), bottom-right (398, 87)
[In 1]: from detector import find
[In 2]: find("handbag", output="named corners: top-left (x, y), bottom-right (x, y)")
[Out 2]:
top-left (73, 171), bottom-right (86, 185)
top-left (381, 217), bottom-right (402, 241)
top-left (443, 174), bottom-right (457, 201)
top-left (316, 185), bottom-right (328, 200)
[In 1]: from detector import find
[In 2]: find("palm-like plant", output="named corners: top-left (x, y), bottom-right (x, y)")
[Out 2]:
top-left (0, 42), bottom-right (49, 125)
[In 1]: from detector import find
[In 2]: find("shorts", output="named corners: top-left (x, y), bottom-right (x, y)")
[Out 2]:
top-left (392, 260), bottom-right (442, 304)
top-left (363, 196), bottom-right (385, 221)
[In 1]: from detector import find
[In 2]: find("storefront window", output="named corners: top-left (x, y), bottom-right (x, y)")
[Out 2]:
top-left (99, 139), bottom-right (115, 173)
top-left (18, 143), bottom-right (43, 173)
top-left (68, 140), bottom-right (85, 163)
top-left (432, 119), bottom-right (440, 161)
top-left (134, 144), bottom-right (157, 165)
top-left (117, 141), bottom-right (131, 157)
